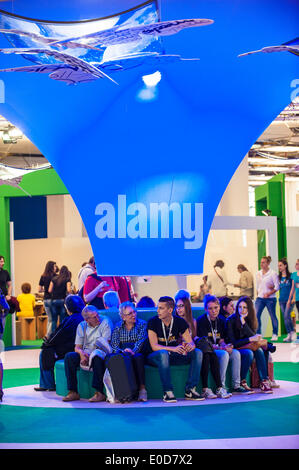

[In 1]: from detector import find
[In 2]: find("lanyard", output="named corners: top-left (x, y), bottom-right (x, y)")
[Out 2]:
top-left (161, 317), bottom-right (174, 346)
top-left (207, 314), bottom-right (218, 344)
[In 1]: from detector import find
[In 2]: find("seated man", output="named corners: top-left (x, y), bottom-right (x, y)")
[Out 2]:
top-left (197, 295), bottom-right (250, 395)
top-left (34, 294), bottom-right (85, 392)
top-left (63, 305), bottom-right (112, 403)
top-left (146, 296), bottom-right (203, 403)
top-left (110, 301), bottom-right (148, 402)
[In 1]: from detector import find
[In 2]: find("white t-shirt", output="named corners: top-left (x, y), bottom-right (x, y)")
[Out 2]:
top-left (256, 269), bottom-right (279, 299)
top-left (208, 267), bottom-right (228, 297)
top-left (75, 316), bottom-right (112, 354)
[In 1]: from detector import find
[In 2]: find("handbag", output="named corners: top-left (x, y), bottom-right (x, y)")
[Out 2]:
top-left (238, 342), bottom-right (261, 351)
top-left (7, 296), bottom-right (20, 314)
top-left (195, 336), bottom-right (214, 353)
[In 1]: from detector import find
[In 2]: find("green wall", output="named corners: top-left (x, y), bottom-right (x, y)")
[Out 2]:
top-left (0, 169), bottom-right (68, 346)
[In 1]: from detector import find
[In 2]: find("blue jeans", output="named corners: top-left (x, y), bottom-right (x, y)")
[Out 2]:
top-left (50, 299), bottom-right (67, 334)
top-left (255, 297), bottom-right (278, 336)
top-left (215, 349), bottom-right (241, 389)
top-left (39, 351), bottom-right (56, 389)
top-left (280, 301), bottom-right (295, 334)
top-left (239, 348), bottom-right (269, 381)
top-left (239, 349), bottom-right (254, 381)
top-left (147, 348), bottom-right (203, 393)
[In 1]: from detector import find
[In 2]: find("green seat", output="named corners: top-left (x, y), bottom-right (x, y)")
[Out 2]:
top-left (55, 358), bottom-right (249, 399)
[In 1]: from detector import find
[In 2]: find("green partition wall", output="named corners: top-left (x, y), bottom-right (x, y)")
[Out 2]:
top-left (255, 173), bottom-right (287, 335)
top-left (0, 169), bottom-right (68, 346)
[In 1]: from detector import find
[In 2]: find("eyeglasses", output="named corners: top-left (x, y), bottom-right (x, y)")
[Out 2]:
top-left (176, 304), bottom-right (184, 309)
top-left (122, 310), bottom-right (136, 317)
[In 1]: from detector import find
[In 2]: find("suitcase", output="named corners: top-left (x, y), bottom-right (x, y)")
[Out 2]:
top-left (106, 353), bottom-right (138, 403)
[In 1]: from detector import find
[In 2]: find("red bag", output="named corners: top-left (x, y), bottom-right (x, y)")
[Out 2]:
top-left (250, 360), bottom-right (274, 387)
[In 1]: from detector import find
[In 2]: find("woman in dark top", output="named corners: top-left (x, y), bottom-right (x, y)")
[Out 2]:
top-left (226, 296), bottom-right (273, 394)
top-left (48, 265), bottom-right (72, 334)
top-left (39, 260), bottom-right (57, 337)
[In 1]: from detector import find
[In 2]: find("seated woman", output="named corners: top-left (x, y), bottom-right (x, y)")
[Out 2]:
top-left (110, 301), bottom-right (148, 402)
top-left (226, 295), bottom-right (273, 393)
top-left (218, 296), bottom-right (234, 321)
top-left (175, 296), bottom-right (230, 399)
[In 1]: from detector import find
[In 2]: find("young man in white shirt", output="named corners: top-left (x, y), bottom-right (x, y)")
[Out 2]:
top-left (255, 256), bottom-right (280, 341)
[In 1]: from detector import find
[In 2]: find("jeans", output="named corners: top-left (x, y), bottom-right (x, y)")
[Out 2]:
top-left (39, 351), bottom-right (56, 389)
top-left (50, 299), bottom-right (67, 335)
top-left (43, 299), bottom-right (53, 336)
top-left (64, 351), bottom-right (106, 393)
top-left (215, 349), bottom-right (241, 389)
top-left (280, 301), bottom-right (295, 334)
top-left (239, 347), bottom-right (268, 381)
top-left (147, 348), bottom-right (203, 393)
top-left (255, 297), bottom-right (278, 336)
top-left (239, 349), bottom-right (255, 381)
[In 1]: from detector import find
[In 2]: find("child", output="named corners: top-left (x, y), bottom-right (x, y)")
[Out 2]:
top-left (17, 283), bottom-right (35, 318)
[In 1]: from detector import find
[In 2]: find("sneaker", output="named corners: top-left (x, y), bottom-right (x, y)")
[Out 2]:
top-left (62, 391), bottom-right (80, 402)
top-left (185, 387), bottom-right (205, 401)
top-left (269, 380), bottom-right (280, 389)
top-left (163, 391), bottom-right (177, 403)
top-left (241, 380), bottom-right (255, 393)
top-left (291, 331), bottom-right (298, 342)
top-left (232, 385), bottom-right (254, 395)
top-left (271, 334), bottom-right (278, 341)
top-left (283, 334), bottom-right (291, 342)
top-left (138, 389), bottom-right (148, 402)
top-left (260, 380), bottom-right (273, 394)
top-left (216, 387), bottom-right (232, 399)
top-left (200, 388), bottom-right (217, 399)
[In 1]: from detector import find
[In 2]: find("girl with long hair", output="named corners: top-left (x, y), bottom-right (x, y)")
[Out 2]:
top-left (278, 258), bottom-right (296, 342)
top-left (39, 260), bottom-right (57, 337)
top-left (175, 296), bottom-right (230, 399)
top-left (48, 265), bottom-right (72, 333)
top-left (226, 296), bottom-right (273, 393)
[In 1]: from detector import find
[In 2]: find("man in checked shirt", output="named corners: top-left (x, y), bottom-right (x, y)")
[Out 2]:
top-left (110, 301), bottom-right (148, 402)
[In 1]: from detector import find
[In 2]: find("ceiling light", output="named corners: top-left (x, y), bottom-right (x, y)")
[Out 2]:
top-left (142, 71), bottom-right (161, 87)
top-left (8, 127), bottom-right (23, 139)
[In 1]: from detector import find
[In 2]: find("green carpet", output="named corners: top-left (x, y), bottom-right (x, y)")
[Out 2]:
top-left (1, 362), bottom-right (298, 444)
top-left (1, 396), bottom-right (299, 443)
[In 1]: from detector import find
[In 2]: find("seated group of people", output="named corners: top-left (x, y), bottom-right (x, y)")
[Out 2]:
top-left (35, 289), bottom-right (277, 404)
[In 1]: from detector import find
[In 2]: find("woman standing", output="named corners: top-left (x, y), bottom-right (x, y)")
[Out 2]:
top-left (255, 256), bottom-right (280, 341)
top-left (234, 265), bottom-right (254, 298)
top-left (287, 259), bottom-right (299, 342)
top-left (48, 265), bottom-right (72, 334)
top-left (208, 260), bottom-right (228, 297)
top-left (226, 296), bottom-right (272, 393)
top-left (39, 261), bottom-right (57, 337)
top-left (278, 259), bottom-right (297, 342)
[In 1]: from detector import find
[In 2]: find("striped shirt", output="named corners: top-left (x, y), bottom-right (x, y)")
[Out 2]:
top-left (111, 318), bottom-right (147, 354)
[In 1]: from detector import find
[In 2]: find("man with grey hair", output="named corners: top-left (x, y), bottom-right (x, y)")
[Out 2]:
top-left (102, 290), bottom-right (120, 326)
top-left (110, 301), bottom-right (148, 401)
top-left (63, 305), bottom-right (112, 402)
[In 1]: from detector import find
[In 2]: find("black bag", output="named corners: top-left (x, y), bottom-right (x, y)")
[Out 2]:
top-left (40, 347), bottom-right (57, 370)
top-left (105, 352), bottom-right (138, 403)
top-left (195, 336), bottom-right (214, 353)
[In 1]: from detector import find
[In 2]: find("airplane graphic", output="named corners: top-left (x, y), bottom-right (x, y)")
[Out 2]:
top-left (0, 18), bottom-right (213, 85)
top-left (239, 37), bottom-right (299, 57)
